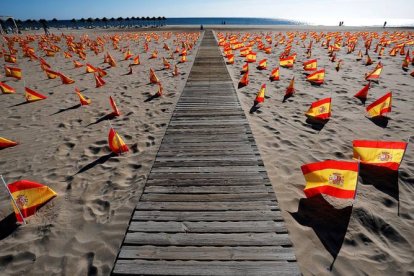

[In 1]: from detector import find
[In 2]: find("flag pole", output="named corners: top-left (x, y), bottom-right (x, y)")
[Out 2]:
top-left (0, 175), bottom-right (26, 225)
top-left (108, 119), bottom-right (122, 155)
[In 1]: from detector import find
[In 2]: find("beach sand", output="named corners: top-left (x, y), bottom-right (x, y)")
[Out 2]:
top-left (217, 28), bottom-right (414, 275)
top-left (0, 28), bottom-right (201, 275)
top-left (0, 25), bottom-right (413, 276)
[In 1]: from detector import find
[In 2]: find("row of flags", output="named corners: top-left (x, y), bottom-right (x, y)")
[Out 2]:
top-left (0, 31), bottom-right (201, 224)
top-left (301, 140), bottom-right (408, 200)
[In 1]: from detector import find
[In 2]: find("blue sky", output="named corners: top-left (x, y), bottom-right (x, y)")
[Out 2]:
top-left (1, 0), bottom-right (413, 25)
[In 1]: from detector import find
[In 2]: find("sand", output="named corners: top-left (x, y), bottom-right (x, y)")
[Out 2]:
top-left (0, 25), bottom-right (413, 276)
top-left (0, 28), bottom-right (201, 275)
top-left (216, 29), bottom-right (414, 275)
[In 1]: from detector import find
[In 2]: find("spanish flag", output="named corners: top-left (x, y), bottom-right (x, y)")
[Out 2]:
top-left (241, 63), bottom-right (249, 73)
top-left (246, 52), bottom-right (257, 63)
top-left (353, 140), bottom-right (408, 170)
top-left (156, 83), bottom-right (163, 97)
top-left (257, 59), bottom-right (267, 70)
top-left (25, 87), bottom-right (47, 102)
top-left (354, 82), bottom-right (370, 100)
top-left (0, 137), bottom-right (18, 149)
top-left (303, 59), bottom-right (317, 71)
top-left (4, 53), bottom-right (17, 63)
top-left (59, 73), bottom-right (75, 84)
top-left (150, 68), bottom-right (160, 84)
top-left (75, 88), bottom-right (91, 106)
top-left (109, 96), bottom-right (120, 116)
top-left (365, 62), bottom-right (383, 81)
top-left (238, 72), bottom-right (249, 88)
top-left (108, 128), bottom-right (129, 154)
top-left (301, 160), bottom-right (359, 199)
top-left (254, 84), bottom-right (266, 104)
top-left (163, 57), bottom-right (171, 70)
top-left (285, 76), bottom-right (295, 96)
top-left (0, 81), bottom-right (16, 94)
top-left (95, 73), bottom-right (106, 88)
top-left (150, 50), bottom-right (158, 59)
top-left (365, 55), bottom-right (373, 66)
top-left (44, 68), bottom-right (60, 79)
top-left (280, 56), bottom-right (295, 68)
top-left (173, 64), bottom-right (179, 77)
top-left (132, 55), bottom-right (140, 65)
top-left (73, 60), bottom-right (83, 68)
top-left (269, 67), bottom-right (280, 81)
top-left (85, 63), bottom-right (97, 73)
top-left (5, 66), bottom-right (22, 80)
top-left (180, 55), bottom-right (187, 63)
top-left (305, 97), bottom-right (331, 120)
top-left (306, 69), bottom-right (325, 85)
top-left (7, 180), bottom-right (57, 223)
top-left (366, 92), bottom-right (392, 118)
top-left (226, 54), bottom-right (234, 64)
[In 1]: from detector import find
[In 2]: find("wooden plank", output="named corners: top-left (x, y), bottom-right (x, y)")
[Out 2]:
top-left (118, 246), bottom-right (295, 261)
top-left (132, 210), bottom-right (283, 221)
top-left (140, 193), bottom-right (277, 202)
top-left (113, 260), bottom-right (300, 276)
top-left (128, 221), bottom-right (286, 233)
top-left (144, 185), bottom-right (273, 194)
top-left (150, 166), bottom-right (265, 173)
top-left (135, 201), bottom-right (277, 211)
top-left (124, 232), bottom-right (293, 247)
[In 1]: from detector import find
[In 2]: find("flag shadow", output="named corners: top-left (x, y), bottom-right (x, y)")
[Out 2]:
top-left (369, 116), bottom-right (389, 128)
top-left (290, 195), bottom-right (352, 270)
top-left (283, 94), bottom-right (293, 103)
top-left (0, 213), bottom-right (19, 240)
top-left (144, 94), bottom-right (161, 102)
top-left (50, 104), bottom-right (81, 115)
top-left (306, 117), bottom-right (329, 131)
top-left (9, 101), bottom-right (30, 107)
top-left (359, 163), bottom-right (399, 201)
top-left (74, 152), bottom-right (116, 175)
top-left (86, 113), bottom-right (116, 127)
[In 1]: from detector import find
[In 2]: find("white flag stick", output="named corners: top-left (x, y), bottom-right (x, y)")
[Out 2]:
top-left (0, 175), bottom-right (26, 225)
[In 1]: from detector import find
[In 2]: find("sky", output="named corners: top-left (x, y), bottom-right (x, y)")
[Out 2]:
top-left (1, 0), bottom-right (413, 26)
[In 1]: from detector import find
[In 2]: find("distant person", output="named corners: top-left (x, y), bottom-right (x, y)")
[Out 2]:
top-left (200, 24), bottom-right (203, 30)
top-left (339, 21), bottom-right (341, 26)
top-left (41, 20), bottom-right (50, 35)
top-left (383, 21), bottom-right (387, 28)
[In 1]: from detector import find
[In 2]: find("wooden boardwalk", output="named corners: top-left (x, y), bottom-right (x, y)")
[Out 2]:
top-left (112, 31), bottom-right (300, 276)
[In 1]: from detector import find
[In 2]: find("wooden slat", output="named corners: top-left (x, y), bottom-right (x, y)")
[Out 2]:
top-left (135, 201), bottom-right (277, 211)
top-left (124, 232), bottom-right (293, 246)
top-left (113, 260), bottom-right (300, 276)
top-left (140, 193), bottom-right (277, 202)
top-left (128, 221), bottom-right (287, 233)
top-left (118, 246), bottom-right (296, 261)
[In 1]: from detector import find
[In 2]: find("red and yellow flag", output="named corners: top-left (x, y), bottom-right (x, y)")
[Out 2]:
top-left (73, 60), bottom-right (83, 68)
top-left (108, 128), bottom-right (129, 154)
top-left (246, 52), bottom-right (257, 63)
top-left (150, 68), bottom-right (160, 83)
top-left (354, 82), bottom-right (370, 100)
top-left (255, 84), bottom-right (266, 104)
top-left (353, 140), bottom-right (408, 170)
top-left (270, 67), bottom-right (280, 81)
top-left (4, 53), bottom-right (17, 63)
top-left (305, 97), bottom-right (331, 120)
top-left (25, 87), bottom-right (47, 102)
top-left (0, 81), bottom-right (15, 94)
top-left (241, 63), bottom-right (249, 73)
top-left (163, 57), bottom-right (171, 70)
top-left (173, 64), bottom-right (179, 77)
top-left (301, 160), bottom-right (359, 199)
top-left (285, 77), bottom-right (295, 96)
top-left (75, 88), bottom-right (91, 105)
top-left (109, 96), bottom-right (120, 116)
top-left (180, 55), bottom-right (187, 63)
top-left (239, 72), bottom-right (249, 87)
top-left (95, 73), bottom-right (106, 88)
top-left (365, 62), bottom-right (383, 81)
top-left (280, 55), bottom-right (295, 68)
top-left (85, 63), bottom-right (97, 73)
top-left (303, 59), bottom-right (317, 71)
top-left (132, 55), bottom-right (140, 65)
top-left (0, 137), bottom-right (18, 149)
top-left (257, 59), bottom-right (267, 70)
top-left (306, 69), bottom-right (325, 85)
top-left (366, 92), bottom-right (392, 117)
top-left (59, 73), bottom-right (75, 84)
top-left (44, 68), bottom-right (60, 79)
top-left (226, 54), bottom-right (234, 64)
top-left (8, 180), bottom-right (56, 222)
top-left (5, 66), bottom-right (22, 80)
